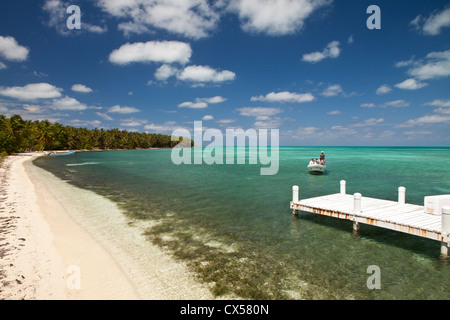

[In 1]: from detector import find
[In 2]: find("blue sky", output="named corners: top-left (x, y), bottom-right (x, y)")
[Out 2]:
top-left (0, 0), bottom-right (449, 146)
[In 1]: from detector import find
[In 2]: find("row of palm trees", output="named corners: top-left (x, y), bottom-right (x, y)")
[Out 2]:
top-left (0, 114), bottom-right (186, 154)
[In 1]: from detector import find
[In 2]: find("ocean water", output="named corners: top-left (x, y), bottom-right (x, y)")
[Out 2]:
top-left (34, 147), bottom-right (450, 299)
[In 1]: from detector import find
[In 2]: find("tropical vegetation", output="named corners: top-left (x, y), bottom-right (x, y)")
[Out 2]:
top-left (0, 114), bottom-right (189, 154)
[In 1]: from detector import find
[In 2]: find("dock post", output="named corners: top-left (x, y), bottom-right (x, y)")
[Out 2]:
top-left (353, 193), bottom-right (362, 234)
top-left (398, 187), bottom-right (406, 205)
top-left (441, 206), bottom-right (450, 258)
top-left (292, 186), bottom-right (299, 215)
top-left (340, 180), bottom-right (346, 195)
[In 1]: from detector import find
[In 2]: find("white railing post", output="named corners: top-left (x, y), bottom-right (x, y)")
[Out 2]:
top-left (292, 185), bottom-right (299, 215)
top-left (354, 193), bottom-right (362, 214)
top-left (353, 193), bottom-right (362, 234)
top-left (441, 206), bottom-right (450, 257)
top-left (292, 185), bottom-right (299, 203)
top-left (398, 186), bottom-right (406, 205)
top-left (340, 180), bottom-right (346, 195)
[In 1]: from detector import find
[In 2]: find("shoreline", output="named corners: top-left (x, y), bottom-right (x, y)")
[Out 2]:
top-left (0, 153), bottom-right (213, 300)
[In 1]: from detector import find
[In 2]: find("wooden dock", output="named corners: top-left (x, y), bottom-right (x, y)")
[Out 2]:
top-left (290, 181), bottom-right (450, 257)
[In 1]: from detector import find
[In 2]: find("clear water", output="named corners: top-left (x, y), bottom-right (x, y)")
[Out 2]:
top-left (34, 147), bottom-right (450, 299)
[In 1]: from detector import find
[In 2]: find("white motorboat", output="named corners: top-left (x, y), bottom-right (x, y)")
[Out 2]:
top-left (307, 162), bottom-right (326, 174)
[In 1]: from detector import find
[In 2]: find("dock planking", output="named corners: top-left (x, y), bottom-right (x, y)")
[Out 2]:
top-left (290, 180), bottom-right (450, 257)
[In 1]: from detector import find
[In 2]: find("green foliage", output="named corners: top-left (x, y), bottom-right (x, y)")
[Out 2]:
top-left (0, 114), bottom-right (188, 154)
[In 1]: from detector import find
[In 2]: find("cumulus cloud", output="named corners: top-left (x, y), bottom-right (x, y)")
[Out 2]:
top-left (0, 83), bottom-right (62, 101)
top-left (179, 101), bottom-right (208, 109)
top-left (395, 78), bottom-right (428, 90)
top-left (380, 100), bottom-right (410, 108)
top-left (361, 100), bottom-right (410, 108)
top-left (406, 50), bottom-right (450, 81)
top-left (251, 91), bottom-right (315, 103)
top-left (108, 105), bottom-right (141, 114)
top-left (321, 84), bottom-right (343, 97)
top-left (50, 96), bottom-right (89, 111)
top-left (202, 115), bottom-right (214, 121)
top-left (0, 36), bottom-right (29, 61)
top-left (237, 107), bottom-right (283, 120)
top-left (302, 41), bottom-right (340, 63)
top-left (228, 0), bottom-right (331, 35)
top-left (400, 113), bottom-right (450, 127)
top-left (71, 84), bottom-right (93, 93)
top-left (43, 0), bottom-right (107, 35)
top-left (376, 84), bottom-right (392, 95)
top-left (109, 41), bottom-right (192, 65)
top-left (178, 96), bottom-right (226, 109)
top-left (411, 7), bottom-right (450, 35)
top-left (97, 0), bottom-right (219, 39)
top-left (177, 65), bottom-right (236, 83)
top-left (154, 64), bottom-right (179, 81)
top-left (423, 99), bottom-right (450, 108)
top-left (144, 121), bottom-right (183, 133)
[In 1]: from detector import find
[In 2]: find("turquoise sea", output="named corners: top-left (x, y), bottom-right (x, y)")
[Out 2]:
top-left (34, 147), bottom-right (450, 299)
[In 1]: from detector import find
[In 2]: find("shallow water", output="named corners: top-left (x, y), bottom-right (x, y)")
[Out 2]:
top-left (34, 147), bottom-right (450, 299)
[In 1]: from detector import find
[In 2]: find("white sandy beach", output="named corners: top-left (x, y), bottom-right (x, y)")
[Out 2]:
top-left (0, 153), bottom-right (213, 300)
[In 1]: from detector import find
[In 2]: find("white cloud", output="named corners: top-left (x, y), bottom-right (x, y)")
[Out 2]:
top-left (0, 62), bottom-right (6, 70)
top-left (400, 114), bottom-right (450, 127)
top-left (71, 84), bottom-right (93, 93)
top-left (351, 118), bottom-right (384, 127)
top-left (50, 96), bottom-right (89, 111)
top-left (216, 119), bottom-right (236, 125)
top-left (109, 41), bottom-right (192, 65)
top-left (251, 91), bottom-right (315, 103)
top-left (177, 65), bottom-right (236, 83)
top-left (253, 117), bottom-right (282, 129)
top-left (237, 107), bottom-right (283, 120)
top-left (144, 121), bottom-right (184, 133)
top-left (0, 83), bottom-right (62, 101)
top-left (120, 119), bottom-right (148, 127)
top-left (202, 115), bottom-right (214, 121)
top-left (395, 78), bottom-right (428, 90)
top-left (0, 36), bottom-right (29, 61)
top-left (108, 105), bottom-right (141, 114)
top-left (154, 64), bottom-right (179, 81)
top-left (178, 101), bottom-right (208, 109)
top-left (43, 0), bottom-right (107, 35)
top-left (326, 110), bottom-right (341, 115)
top-left (321, 84), bottom-right (343, 97)
top-left (347, 35), bottom-right (354, 44)
top-left (406, 50), bottom-right (450, 80)
top-left (395, 57), bottom-right (415, 68)
top-left (302, 41), bottom-right (340, 63)
top-left (423, 99), bottom-right (450, 108)
top-left (380, 100), bottom-right (410, 108)
top-left (178, 96), bottom-right (226, 109)
top-left (228, 0), bottom-right (331, 36)
top-left (202, 96), bottom-right (227, 104)
top-left (361, 100), bottom-right (410, 108)
top-left (97, 0), bottom-right (219, 39)
top-left (96, 112), bottom-right (113, 121)
top-left (376, 84), bottom-right (392, 95)
top-left (411, 7), bottom-right (450, 35)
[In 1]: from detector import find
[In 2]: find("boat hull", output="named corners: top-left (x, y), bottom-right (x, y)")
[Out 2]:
top-left (49, 151), bottom-right (76, 156)
top-left (307, 164), bottom-right (326, 174)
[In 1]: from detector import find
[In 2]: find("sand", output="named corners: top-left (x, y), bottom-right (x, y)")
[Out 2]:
top-left (0, 153), bottom-right (213, 300)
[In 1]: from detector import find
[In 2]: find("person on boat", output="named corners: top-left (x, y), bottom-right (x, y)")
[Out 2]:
top-left (309, 158), bottom-right (315, 165)
top-left (320, 151), bottom-right (325, 164)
